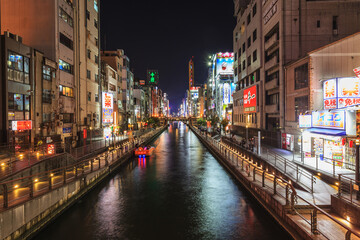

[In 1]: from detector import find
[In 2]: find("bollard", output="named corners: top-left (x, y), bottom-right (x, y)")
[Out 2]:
top-left (273, 176), bottom-right (277, 195)
top-left (262, 171), bottom-right (265, 187)
top-left (311, 209), bottom-right (319, 234)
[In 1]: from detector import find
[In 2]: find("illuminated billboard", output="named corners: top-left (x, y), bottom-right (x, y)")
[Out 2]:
top-left (243, 85), bottom-right (257, 113)
top-left (312, 110), bottom-right (345, 130)
top-left (216, 52), bottom-right (234, 76)
top-left (102, 92), bottom-right (113, 123)
top-left (323, 77), bottom-right (360, 109)
top-left (12, 120), bottom-right (32, 131)
top-left (299, 115), bottom-right (312, 128)
top-left (223, 83), bottom-right (231, 104)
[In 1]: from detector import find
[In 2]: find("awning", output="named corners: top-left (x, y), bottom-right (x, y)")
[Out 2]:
top-left (305, 128), bottom-right (346, 136)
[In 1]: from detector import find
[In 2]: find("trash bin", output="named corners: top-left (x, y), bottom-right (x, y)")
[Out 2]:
top-left (319, 153), bottom-right (324, 160)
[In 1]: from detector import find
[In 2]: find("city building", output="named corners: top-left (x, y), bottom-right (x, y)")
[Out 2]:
top-left (232, 0), bottom-right (360, 147)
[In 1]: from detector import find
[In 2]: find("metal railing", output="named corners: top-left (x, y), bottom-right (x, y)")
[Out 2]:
top-left (293, 194), bottom-right (360, 240)
top-left (338, 174), bottom-right (360, 208)
top-left (222, 137), bottom-right (315, 193)
top-left (0, 126), bottom-right (165, 210)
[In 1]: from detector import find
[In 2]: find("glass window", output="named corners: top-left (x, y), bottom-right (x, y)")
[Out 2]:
top-left (60, 33), bottom-right (73, 50)
top-left (14, 94), bottom-right (24, 111)
top-left (59, 59), bottom-right (73, 74)
top-left (295, 96), bottom-right (308, 121)
top-left (43, 65), bottom-right (52, 81)
top-left (94, 0), bottom-right (98, 12)
top-left (88, 92), bottom-right (91, 101)
top-left (8, 93), bottom-right (14, 110)
top-left (294, 63), bottom-right (308, 90)
top-left (24, 57), bottom-right (29, 73)
top-left (8, 51), bottom-right (23, 71)
top-left (25, 95), bottom-right (30, 111)
top-left (59, 7), bottom-right (73, 27)
top-left (59, 85), bottom-right (74, 97)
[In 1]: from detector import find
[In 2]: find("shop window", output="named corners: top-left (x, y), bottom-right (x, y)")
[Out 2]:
top-left (59, 59), bottom-right (73, 74)
top-left (59, 85), bottom-right (74, 97)
top-left (294, 63), bottom-right (308, 90)
top-left (295, 96), bottom-right (308, 122)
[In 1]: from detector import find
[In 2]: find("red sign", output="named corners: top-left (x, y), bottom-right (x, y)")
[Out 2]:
top-left (324, 99), bottom-right (337, 109)
top-left (11, 121), bottom-right (32, 131)
top-left (139, 80), bottom-right (146, 85)
top-left (83, 129), bottom-right (87, 139)
top-left (243, 85), bottom-right (257, 113)
top-left (190, 87), bottom-right (200, 91)
top-left (354, 66), bottom-right (360, 78)
top-left (47, 144), bottom-right (55, 155)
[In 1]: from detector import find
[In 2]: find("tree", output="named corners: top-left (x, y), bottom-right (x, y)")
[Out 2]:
top-left (220, 118), bottom-right (230, 134)
top-left (197, 118), bottom-right (207, 127)
top-left (207, 114), bottom-right (219, 133)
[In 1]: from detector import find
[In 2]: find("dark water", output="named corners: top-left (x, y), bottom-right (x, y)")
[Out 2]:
top-left (36, 122), bottom-right (292, 240)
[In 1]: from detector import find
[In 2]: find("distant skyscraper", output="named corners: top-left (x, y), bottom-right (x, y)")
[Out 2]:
top-left (189, 57), bottom-right (194, 90)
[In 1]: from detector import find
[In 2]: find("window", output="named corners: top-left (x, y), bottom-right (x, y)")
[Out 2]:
top-left (59, 59), bottom-right (73, 74)
top-left (87, 49), bottom-right (91, 59)
top-left (63, 113), bottom-right (74, 123)
top-left (95, 74), bottom-right (99, 83)
top-left (238, 48), bottom-right (241, 57)
top-left (86, 10), bottom-right (90, 20)
top-left (95, 55), bottom-right (99, 64)
top-left (88, 92), bottom-right (91, 101)
top-left (253, 50), bottom-right (257, 62)
top-left (294, 63), bottom-right (308, 90)
top-left (295, 96), bottom-right (308, 122)
top-left (95, 38), bottom-right (99, 47)
top-left (7, 51), bottom-right (29, 84)
top-left (317, 20), bottom-right (320, 28)
top-left (43, 113), bottom-right (51, 123)
top-left (87, 70), bottom-right (91, 79)
top-left (60, 33), bottom-right (73, 50)
top-left (242, 60), bottom-right (246, 70)
top-left (109, 83), bottom-right (116, 91)
top-left (242, 43), bottom-right (245, 53)
top-left (59, 8), bottom-right (73, 27)
top-left (94, 19), bottom-right (98, 29)
top-left (59, 85), bottom-right (74, 97)
top-left (95, 93), bottom-right (99, 102)
top-left (247, 14), bottom-right (251, 25)
top-left (118, 87), bottom-right (121, 94)
top-left (332, 16), bottom-right (338, 30)
top-left (247, 56), bottom-right (251, 66)
top-left (266, 92), bottom-right (279, 105)
top-left (94, 0), bottom-right (98, 12)
top-left (42, 89), bottom-right (52, 104)
top-left (43, 66), bottom-right (54, 81)
top-left (250, 74), bottom-right (255, 85)
top-left (247, 37), bottom-right (251, 48)
top-left (252, 3), bottom-right (257, 17)
top-left (253, 29), bottom-right (257, 42)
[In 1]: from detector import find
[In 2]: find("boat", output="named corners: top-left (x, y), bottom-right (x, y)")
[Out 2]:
top-left (134, 146), bottom-right (155, 157)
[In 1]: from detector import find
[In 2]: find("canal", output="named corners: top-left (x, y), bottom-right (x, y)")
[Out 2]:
top-left (36, 122), bottom-right (291, 240)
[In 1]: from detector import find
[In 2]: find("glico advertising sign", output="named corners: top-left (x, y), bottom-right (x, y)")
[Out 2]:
top-left (102, 92), bottom-right (113, 123)
top-left (312, 110), bottom-right (345, 130)
top-left (323, 77), bottom-right (360, 109)
top-left (243, 85), bottom-right (256, 113)
top-left (216, 52), bottom-right (234, 76)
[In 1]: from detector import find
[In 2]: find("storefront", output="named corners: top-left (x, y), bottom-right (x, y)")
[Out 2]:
top-left (299, 109), bottom-right (356, 170)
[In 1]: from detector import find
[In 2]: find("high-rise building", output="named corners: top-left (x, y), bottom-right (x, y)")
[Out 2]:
top-left (189, 57), bottom-right (194, 90)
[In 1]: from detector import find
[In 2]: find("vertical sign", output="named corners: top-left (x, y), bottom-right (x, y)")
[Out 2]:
top-left (102, 92), bottom-right (114, 123)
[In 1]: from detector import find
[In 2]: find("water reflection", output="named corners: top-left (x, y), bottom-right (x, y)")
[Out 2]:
top-left (36, 122), bottom-right (291, 240)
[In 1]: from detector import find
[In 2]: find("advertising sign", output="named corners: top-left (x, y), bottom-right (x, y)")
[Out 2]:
top-left (323, 79), bottom-right (337, 109)
top-left (299, 115), bottom-right (312, 128)
top-left (139, 80), bottom-right (146, 85)
top-left (223, 83), bottom-right (231, 104)
top-left (354, 66), bottom-right (360, 79)
top-left (63, 127), bottom-right (72, 134)
top-left (216, 52), bottom-right (234, 76)
top-left (11, 120), bottom-right (32, 131)
top-left (323, 77), bottom-right (360, 109)
top-left (312, 110), bottom-right (345, 130)
top-left (337, 77), bottom-right (360, 108)
top-left (102, 92), bottom-right (113, 123)
top-left (243, 85), bottom-right (257, 113)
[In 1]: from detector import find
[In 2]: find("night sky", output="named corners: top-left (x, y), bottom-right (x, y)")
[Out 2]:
top-left (101, 0), bottom-right (235, 112)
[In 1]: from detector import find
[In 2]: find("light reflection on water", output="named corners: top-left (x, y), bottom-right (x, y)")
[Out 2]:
top-left (36, 122), bottom-right (292, 240)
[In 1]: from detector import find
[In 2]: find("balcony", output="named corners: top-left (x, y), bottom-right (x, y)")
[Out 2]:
top-left (265, 78), bottom-right (279, 91)
top-left (265, 104), bottom-right (279, 113)
top-left (264, 34), bottom-right (279, 51)
top-left (265, 56), bottom-right (279, 71)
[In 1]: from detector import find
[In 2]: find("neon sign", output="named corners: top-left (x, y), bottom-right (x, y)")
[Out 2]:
top-left (312, 110), bottom-right (345, 130)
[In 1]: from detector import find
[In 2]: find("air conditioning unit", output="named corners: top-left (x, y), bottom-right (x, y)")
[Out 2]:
top-left (59, 114), bottom-right (63, 120)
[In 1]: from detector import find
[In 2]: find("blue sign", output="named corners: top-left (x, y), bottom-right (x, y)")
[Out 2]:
top-left (63, 127), bottom-right (72, 134)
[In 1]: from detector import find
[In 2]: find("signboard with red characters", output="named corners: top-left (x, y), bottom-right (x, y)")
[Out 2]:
top-left (102, 92), bottom-right (113, 123)
top-left (11, 120), bottom-right (32, 131)
top-left (323, 77), bottom-right (360, 109)
top-left (354, 66), bottom-right (360, 79)
top-left (243, 85), bottom-right (257, 113)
